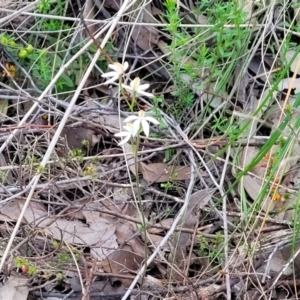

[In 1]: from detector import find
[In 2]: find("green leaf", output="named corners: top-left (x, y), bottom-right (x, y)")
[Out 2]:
top-left (59, 73), bottom-right (74, 88)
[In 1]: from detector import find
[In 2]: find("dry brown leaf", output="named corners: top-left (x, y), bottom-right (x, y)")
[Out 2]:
top-left (89, 219), bottom-right (118, 259)
top-left (99, 249), bottom-right (153, 287)
top-left (45, 218), bottom-right (118, 260)
top-left (196, 81), bottom-right (228, 108)
top-left (103, 0), bottom-right (120, 10)
top-left (248, 56), bottom-right (269, 83)
top-left (164, 284), bottom-right (220, 300)
top-left (131, 25), bottom-right (159, 51)
top-left (71, 275), bottom-right (127, 295)
top-left (238, 147), bottom-right (267, 177)
top-left (0, 199), bottom-right (22, 222)
top-left (20, 201), bottom-right (117, 260)
top-left (240, 0), bottom-right (254, 23)
top-left (236, 112), bottom-right (300, 213)
top-left (0, 0), bottom-right (13, 7)
top-left (264, 251), bottom-right (293, 277)
top-left (241, 174), bottom-right (263, 203)
top-left (60, 126), bottom-right (100, 150)
top-left (92, 194), bottom-right (145, 255)
top-left (157, 40), bottom-right (169, 55)
top-left (100, 249), bottom-right (145, 274)
top-left (139, 162), bottom-right (193, 182)
top-left (285, 50), bottom-right (300, 75)
top-left (148, 218), bottom-right (174, 234)
top-left (281, 230), bottom-right (300, 272)
top-left (127, 2), bottom-right (159, 51)
top-left (168, 188), bottom-right (215, 271)
top-left (20, 201), bottom-right (51, 227)
top-left (0, 275), bottom-right (29, 300)
top-left (180, 10), bottom-right (208, 25)
top-left (147, 233), bottom-right (165, 248)
top-left (92, 114), bottom-right (124, 131)
top-left (141, 275), bottom-right (163, 290)
top-left (236, 147), bottom-right (272, 212)
top-left (115, 221), bottom-right (145, 255)
top-left (279, 78), bottom-right (300, 93)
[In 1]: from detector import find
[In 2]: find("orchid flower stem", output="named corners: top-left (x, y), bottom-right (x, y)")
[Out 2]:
top-left (119, 80), bottom-right (136, 112)
top-left (119, 79), bottom-right (130, 109)
top-left (132, 133), bottom-right (147, 284)
top-left (129, 95), bottom-right (136, 112)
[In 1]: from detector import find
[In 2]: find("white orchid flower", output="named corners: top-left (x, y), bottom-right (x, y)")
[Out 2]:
top-left (101, 61), bottom-right (129, 85)
top-left (114, 123), bottom-right (135, 146)
top-left (122, 77), bottom-right (154, 98)
top-left (123, 110), bottom-right (159, 137)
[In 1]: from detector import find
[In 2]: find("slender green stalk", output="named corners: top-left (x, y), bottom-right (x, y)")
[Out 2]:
top-left (131, 134), bottom-right (148, 284)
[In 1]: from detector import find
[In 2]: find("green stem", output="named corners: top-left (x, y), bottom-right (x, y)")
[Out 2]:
top-left (132, 135), bottom-right (147, 284)
top-left (119, 79), bottom-right (136, 112)
top-left (129, 95), bottom-right (136, 112)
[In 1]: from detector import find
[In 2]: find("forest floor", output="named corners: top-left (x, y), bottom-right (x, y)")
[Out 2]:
top-left (1, 1), bottom-right (300, 299)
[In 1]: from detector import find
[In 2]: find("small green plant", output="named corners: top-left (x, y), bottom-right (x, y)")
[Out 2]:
top-left (163, 0), bottom-right (195, 115)
top-left (151, 96), bottom-right (164, 118)
top-left (81, 139), bottom-right (89, 148)
top-left (56, 253), bottom-right (72, 268)
top-left (83, 164), bottom-right (97, 177)
top-left (0, 33), bottom-right (68, 92)
top-left (26, 155), bottom-right (40, 165)
top-left (69, 149), bottom-right (84, 161)
top-left (15, 257), bottom-right (28, 268)
top-left (52, 242), bottom-right (82, 268)
top-left (162, 0), bottom-right (249, 119)
top-left (37, 165), bottom-right (45, 174)
top-left (37, 0), bottom-right (51, 13)
top-left (28, 264), bottom-right (37, 275)
top-left (58, 252), bottom-right (71, 263)
top-left (52, 241), bottom-right (60, 248)
top-left (197, 233), bottom-right (224, 263)
top-left (197, 235), bottom-right (209, 257)
top-left (212, 116), bottom-right (239, 139)
top-left (0, 171), bottom-right (10, 184)
top-left (161, 181), bottom-right (174, 190)
top-left (137, 224), bottom-right (147, 232)
top-left (43, 19), bottom-right (63, 31)
top-left (164, 148), bottom-right (175, 162)
top-left (15, 257), bottom-right (37, 275)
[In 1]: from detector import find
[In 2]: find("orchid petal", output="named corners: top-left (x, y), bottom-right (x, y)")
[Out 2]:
top-left (102, 75), bottom-right (119, 85)
top-left (109, 62), bottom-right (123, 74)
top-left (122, 84), bottom-right (133, 92)
top-left (138, 109), bottom-right (145, 118)
top-left (123, 61), bottom-right (129, 71)
top-left (141, 119), bottom-right (150, 136)
top-left (137, 90), bottom-right (154, 98)
top-left (131, 119), bottom-right (141, 136)
top-left (130, 77), bottom-right (140, 89)
top-left (114, 132), bottom-right (130, 137)
top-left (144, 116), bottom-right (160, 125)
top-left (138, 110), bottom-right (145, 118)
top-left (138, 83), bottom-right (150, 91)
top-left (123, 115), bottom-right (138, 123)
top-left (123, 125), bottom-right (133, 133)
top-left (101, 71), bottom-right (117, 78)
top-left (117, 135), bottom-right (131, 146)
